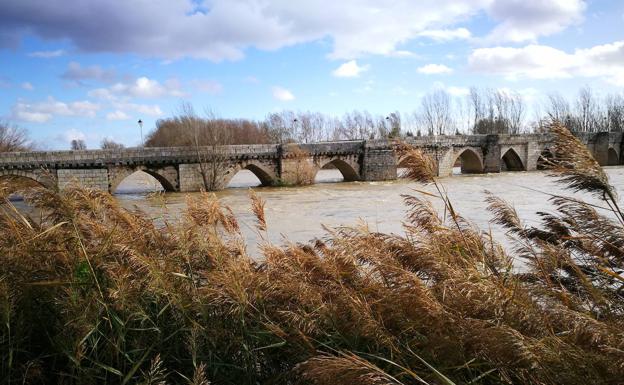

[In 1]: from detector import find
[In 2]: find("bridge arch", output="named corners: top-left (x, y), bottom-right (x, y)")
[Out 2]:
top-left (450, 148), bottom-right (484, 175)
top-left (537, 148), bottom-right (554, 170)
top-left (0, 169), bottom-right (56, 191)
top-left (316, 158), bottom-right (360, 182)
top-left (608, 147), bottom-right (620, 166)
top-left (222, 160), bottom-right (278, 189)
top-left (109, 166), bottom-right (177, 193)
top-left (396, 155), bottom-right (411, 178)
top-left (501, 148), bottom-right (525, 171)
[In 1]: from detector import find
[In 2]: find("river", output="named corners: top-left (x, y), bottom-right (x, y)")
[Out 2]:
top-left (111, 167), bottom-right (624, 258)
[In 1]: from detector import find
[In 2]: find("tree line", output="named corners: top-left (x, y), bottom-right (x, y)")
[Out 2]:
top-left (144, 86), bottom-right (624, 148)
top-left (1, 86), bottom-right (623, 153)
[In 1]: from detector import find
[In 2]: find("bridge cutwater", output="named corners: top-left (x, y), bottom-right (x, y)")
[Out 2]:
top-left (0, 132), bottom-right (622, 193)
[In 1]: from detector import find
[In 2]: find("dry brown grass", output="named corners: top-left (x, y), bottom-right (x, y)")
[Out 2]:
top-left (0, 122), bottom-right (623, 384)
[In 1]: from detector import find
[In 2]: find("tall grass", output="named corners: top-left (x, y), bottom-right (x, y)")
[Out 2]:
top-left (1, 122), bottom-right (623, 384)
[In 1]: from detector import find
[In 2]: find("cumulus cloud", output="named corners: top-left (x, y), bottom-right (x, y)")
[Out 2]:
top-left (0, 0), bottom-right (587, 61)
top-left (484, 0), bottom-right (585, 43)
top-left (21, 82), bottom-right (33, 90)
top-left (468, 41), bottom-right (624, 85)
top-left (272, 86), bottom-right (295, 101)
top-left (191, 79), bottom-right (223, 94)
top-left (11, 97), bottom-right (100, 123)
top-left (418, 28), bottom-right (471, 41)
top-left (106, 110), bottom-right (130, 120)
top-left (90, 77), bottom-right (184, 99)
top-left (111, 102), bottom-right (164, 117)
top-left (62, 61), bottom-right (116, 83)
top-left (62, 128), bottom-right (86, 142)
top-left (27, 49), bottom-right (65, 58)
top-left (417, 64), bottom-right (453, 75)
top-left (332, 60), bottom-right (369, 78)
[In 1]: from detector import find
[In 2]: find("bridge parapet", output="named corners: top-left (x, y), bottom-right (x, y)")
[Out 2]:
top-left (0, 144), bottom-right (280, 169)
top-left (283, 141), bottom-right (365, 156)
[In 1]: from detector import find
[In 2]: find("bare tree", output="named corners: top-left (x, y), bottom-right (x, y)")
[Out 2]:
top-left (0, 121), bottom-right (31, 152)
top-left (468, 87), bottom-right (485, 132)
top-left (494, 90), bottom-right (525, 134)
top-left (100, 138), bottom-right (125, 149)
top-left (70, 139), bottom-right (86, 150)
top-left (606, 94), bottom-right (624, 132)
top-left (546, 92), bottom-right (572, 125)
top-left (575, 86), bottom-right (600, 132)
top-left (172, 103), bottom-right (233, 191)
top-left (420, 90), bottom-right (453, 135)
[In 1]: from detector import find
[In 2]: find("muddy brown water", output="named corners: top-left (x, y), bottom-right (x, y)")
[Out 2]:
top-left (105, 167), bottom-right (624, 260)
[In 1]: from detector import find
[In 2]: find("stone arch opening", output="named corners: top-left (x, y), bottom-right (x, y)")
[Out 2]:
top-left (537, 148), bottom-right (554, 170)
top-left (396, 156), bottom-right (411, 178)
top-left (315, 158), bottom-right (359, 183)
top-left (501, 148), bottom-right (525, 171)
top-left (0, 174), bottom-right (46, 198)
top-left (226, 164), bottom-right (275, 188)
top-left (608, 148), bottom-right (619, 166)
top-left (453, 148), bottom-right (483, 175)
top-left (113, 170), bottom-right (174, 194)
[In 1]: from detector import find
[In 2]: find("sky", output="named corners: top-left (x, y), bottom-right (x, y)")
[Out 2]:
top-left (0, 0), bottom-right (623, 149)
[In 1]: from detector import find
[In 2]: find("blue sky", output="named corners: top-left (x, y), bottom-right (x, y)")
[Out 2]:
top-left (0, 0), bottom-right (623, 149)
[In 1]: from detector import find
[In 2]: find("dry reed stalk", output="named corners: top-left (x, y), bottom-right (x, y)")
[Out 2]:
top-left (1, 123), bottom-right (624, 384)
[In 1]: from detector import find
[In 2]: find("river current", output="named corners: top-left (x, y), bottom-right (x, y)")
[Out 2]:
top-left (111, 167), bottom-right (624, 258)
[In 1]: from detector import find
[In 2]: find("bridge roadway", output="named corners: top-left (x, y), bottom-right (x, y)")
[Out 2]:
top-left (0, 132), bottom-right (622, 193)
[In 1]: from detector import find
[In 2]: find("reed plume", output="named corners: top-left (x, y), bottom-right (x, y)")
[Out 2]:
top-left (1, 124), bottom-right (624, 384)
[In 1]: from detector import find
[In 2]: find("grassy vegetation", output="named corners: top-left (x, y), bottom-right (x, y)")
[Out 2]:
top-left (1, 123), bottom-right (623, 384)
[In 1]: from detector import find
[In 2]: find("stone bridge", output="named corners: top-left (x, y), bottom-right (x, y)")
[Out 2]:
top-left (0, 132), bottom-right (622, 193)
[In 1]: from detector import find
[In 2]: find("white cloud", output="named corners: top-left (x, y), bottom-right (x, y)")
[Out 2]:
top-left (0, 0), bottom-right (587, 60)
top-left (62, 61), bottom-right (116, 83)
top-left (388, 50), bottom-right (419, 58)
top-left (106, 110), bottom-right (130, 120)
top-left (192, 79), bottom-right (223, 94)
top-left (484, 0), bottom-right (585, 43)
top-left (468, 41), bottom-right (624, 85)
top-left (62, 128), bottom-right (86, 142)
top-left (418, 28), bottom-right (471, 41)
top-left (272, 86), bottom-right (295, 101)
top-left (91, 77), bottom-right (184, 99)
top-left (417, 64), bottom-right (453, 75)
top-left (27, 49), bottom-right (65, 58)
top-left (21, 82), bottom-right (34, 90)
top-left (332, 60), bottom-right (369, 78)
top-left (112, 102), bottom-right (164, 117)
top-left (11, 97), bottom-right (100, 123)
top-left (446, 86), bottom-right (470, 97)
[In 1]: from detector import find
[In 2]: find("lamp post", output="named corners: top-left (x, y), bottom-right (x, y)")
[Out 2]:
top-left (137, 119), bottom-right (144, 147)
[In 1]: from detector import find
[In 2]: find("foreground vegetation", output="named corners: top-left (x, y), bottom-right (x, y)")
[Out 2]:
top-left (1, 123), bottom-right (623, 384)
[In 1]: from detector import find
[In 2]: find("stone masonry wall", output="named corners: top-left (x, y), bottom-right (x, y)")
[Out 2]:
top-left (57, 169), bottom-right (109, 191)
top-left (361, 141), bottom-right (396, 181)
top-left (179, 163), bottom-right (206, 192)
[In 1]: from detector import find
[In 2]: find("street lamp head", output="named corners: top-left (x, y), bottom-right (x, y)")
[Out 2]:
top-left (137, 119), bottom-right (144, 147)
